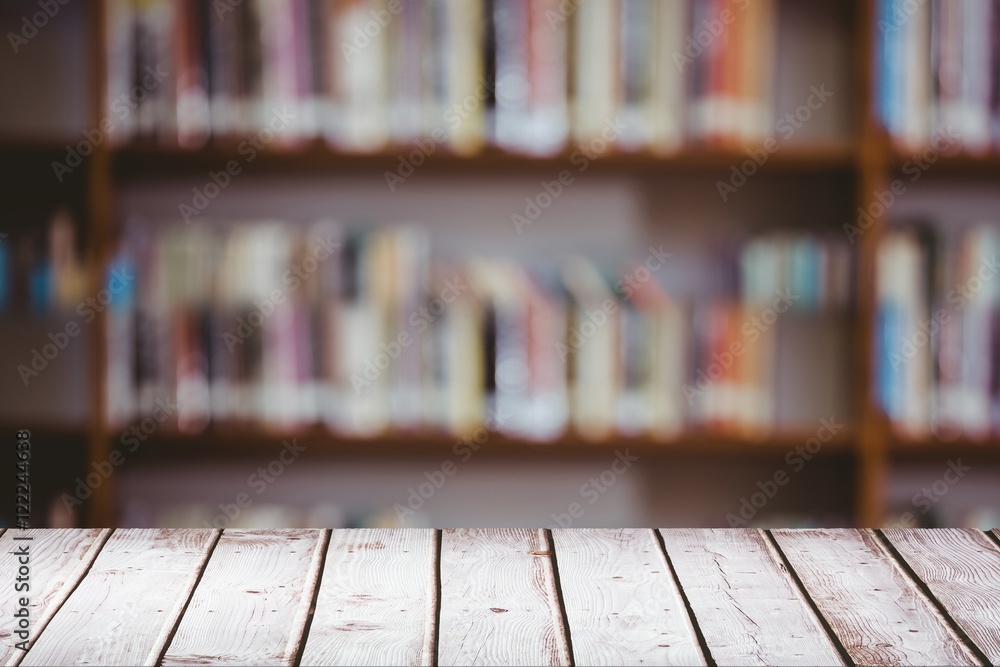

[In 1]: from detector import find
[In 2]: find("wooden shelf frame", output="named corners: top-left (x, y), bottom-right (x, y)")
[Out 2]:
top-left (10, 0), bottom-right (989, 527)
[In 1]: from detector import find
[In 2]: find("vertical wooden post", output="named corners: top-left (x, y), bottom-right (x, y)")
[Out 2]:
top-left (86, 0), bottom-right (114, 527)
top-left (855, 0), bottom-right (890, 527)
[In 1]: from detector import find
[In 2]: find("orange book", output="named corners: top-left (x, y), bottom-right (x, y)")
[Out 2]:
top-left (720, 0), bottom-right (745, 146)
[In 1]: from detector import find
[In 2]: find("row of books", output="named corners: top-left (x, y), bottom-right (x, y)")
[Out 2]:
top-left (875, 0), bottom-right (1000, 151)
top-left (876, 223), bottom-right (1000, 438)
top-left (105, 0), bottom-right (778, 154)
top-left (0, 210), bottom-right (87, 316)
top-left (106, 220), bottom-right (852, 439)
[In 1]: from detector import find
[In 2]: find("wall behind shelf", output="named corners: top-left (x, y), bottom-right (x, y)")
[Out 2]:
top-left (0, 317), bottom-right (89, 425)
top-left (0, 0), bottom-right (89, 141)
top-left (117, 453), bottom-right (855, 529)
top-left (774, 0), bottom-right (857, 141)
top-left (886, 179), bottom-right (1000, 228)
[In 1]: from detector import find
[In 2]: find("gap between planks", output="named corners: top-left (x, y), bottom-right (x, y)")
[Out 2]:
top-left (761, 529), bottom-right (855, 667)
top-left (875, 529), bottom-right (996, 667)
top-left (543, 529), bottom-right (576, 667)
top-left (291, 529), bottom-right (334, 667)
top-left (6, 529), bottom-right (113, 667)
top-left (151, 529), bottom-right (223, 666)
top-left (652, 529), bottom-right (718, 667)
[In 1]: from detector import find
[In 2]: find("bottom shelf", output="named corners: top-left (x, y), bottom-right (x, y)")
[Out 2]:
top-left (891, 432), bottom-right (1000, 460)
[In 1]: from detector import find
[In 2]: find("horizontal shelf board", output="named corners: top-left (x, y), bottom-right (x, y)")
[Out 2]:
top-left (892, 432), bottom-right (1000, 458)
top-left (888, 148), bottom-right (1000, 176)
top-left (0, 137), bottom-right (88, 156)
top-left (1, 422), bottom-right (88, 440)
top-left (120, 424), bottom-right (857, 460)
top-left (109, 140), bottom-right (858, 178)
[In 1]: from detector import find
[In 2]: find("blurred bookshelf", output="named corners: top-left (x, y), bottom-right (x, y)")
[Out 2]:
top-left (2, 0), bottom-right (1000, 529)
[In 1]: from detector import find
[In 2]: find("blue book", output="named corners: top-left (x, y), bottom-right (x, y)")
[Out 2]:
top-left (106, 254), bottom-right (136, 312)
top-left (29, 260), bottom-right (52, 315)
top-left (877, 300), bottom-right (902, 421)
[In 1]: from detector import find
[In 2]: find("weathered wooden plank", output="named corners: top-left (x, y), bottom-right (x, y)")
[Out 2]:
top-left (161, 529), bottom-right (327, 666)
top-left (438, 529), bottom-right (571, 667)
top-left (0, 529), bottom-right (110, 667)
top-left (883, 528), bottom-right (1000, 665)
top-left (20, 529), bottom-right (218, 667)
top-left (662, 528), bottom-right (844, 666)
top-left (552, 529), bottom-right (705, 666)
top-left (299, 529), bottom-right (438, 667)
top-left (773, 528), bottom-right (980, 666)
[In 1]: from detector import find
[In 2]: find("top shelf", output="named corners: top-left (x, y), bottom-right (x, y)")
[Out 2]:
top-left (107, 140), bottom-right (859, 179)
top-left (13, 138), bottom-right (1000, 179)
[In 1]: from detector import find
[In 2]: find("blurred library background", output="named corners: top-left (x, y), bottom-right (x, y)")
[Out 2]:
top-left (1, 0), bottom-right (999, 529)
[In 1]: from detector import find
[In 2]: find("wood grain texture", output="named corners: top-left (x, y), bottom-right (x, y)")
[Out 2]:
top-left (773, 529), bottom-right (980, 667)
top-left (20, 529), bottom-right (218, 667)
top-left (0, 529), bottom-right (110, 667)
top-left (662, 528), bottom-right (844, 666)
top-left (551, 529), bottom-right (704, 666)
top-left (438, 529), bottom-right (571, 667)
top-left (298, 529), bottom-right (438, 667)
top-left (161, 529), bottom-right (327, 666)
top-left (883, 528), bottom-right (1000, 665)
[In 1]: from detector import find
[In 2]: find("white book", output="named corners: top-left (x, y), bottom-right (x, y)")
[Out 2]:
top-left (898, 0), bottom-right (931, 149)
top-left (256, 0), bottom-right (305, 142)
top-left (492, 0), bottom-right (532, 152)
top-left (648, 295), bottom-right (686, 440)
top-left (443, 0), bottom-right (486, 154)
top-left (649, 0), bottom-right (687, 153)
top-left (958, 0), bottom-right (993, 152)
top-left (329, 0), bottom-right (389, 151)
top-left (572, 0), bottom-right (618, 145)
top-left (561, 258), bottom-right (618, 441)
top-left (104, 0), bottom-right (135, 145)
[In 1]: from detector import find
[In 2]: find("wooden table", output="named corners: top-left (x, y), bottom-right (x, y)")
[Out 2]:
top-left (1, 529), bottom-right (999, 666)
